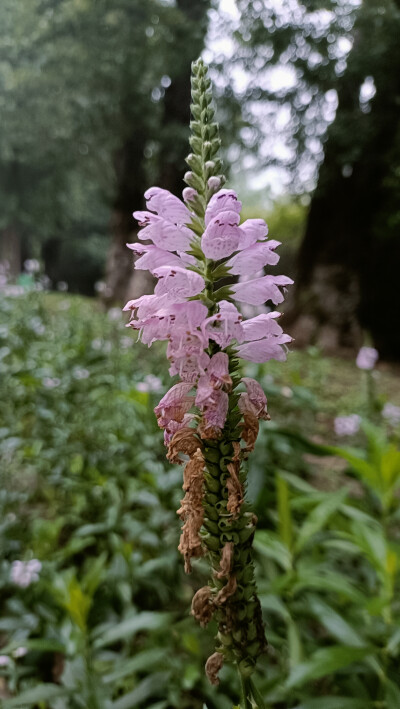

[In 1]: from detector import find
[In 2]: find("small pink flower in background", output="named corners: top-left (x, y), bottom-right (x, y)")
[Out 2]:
top-left (13, 647), bottom-right (28, 659)
top-left (356, 346), bottom-right (378, 370)
top-left (334, 414), bottom-right (361, 436)
top-left (11, 559), bottom-right (42, 588)
top-left (382, 403), bottom-right (400, 426)
top-left (0, 656), bottom-right (10, 667)
top-left (136, 374), bottom-right (163, 393)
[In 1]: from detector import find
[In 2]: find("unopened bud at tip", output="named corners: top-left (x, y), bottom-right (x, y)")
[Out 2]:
top-left (207, 176), bottom-right (221, 191)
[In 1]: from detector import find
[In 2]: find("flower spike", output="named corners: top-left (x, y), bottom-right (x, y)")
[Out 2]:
top-left (124, 57), bottom-right (293, 703)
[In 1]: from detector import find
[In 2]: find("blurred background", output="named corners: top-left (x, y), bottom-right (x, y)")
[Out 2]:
top-left (2, 1), bottom-right (400, 708)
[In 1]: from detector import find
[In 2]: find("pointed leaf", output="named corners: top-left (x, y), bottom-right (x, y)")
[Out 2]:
top-left (286, 645), bottom-right (372, 689)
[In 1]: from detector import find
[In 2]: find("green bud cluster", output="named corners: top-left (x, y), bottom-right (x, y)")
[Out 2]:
top-left (184, 59), bottom-right (225, 216)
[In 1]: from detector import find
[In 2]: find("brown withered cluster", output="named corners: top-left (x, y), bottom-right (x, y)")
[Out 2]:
top-left (167, 416), bottom-right (267, 685)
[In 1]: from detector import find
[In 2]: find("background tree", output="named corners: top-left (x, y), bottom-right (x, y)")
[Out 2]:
top-left (220, 0), bottom-right (400, 357)
top-left (0, 0), bottom-right (210, 298)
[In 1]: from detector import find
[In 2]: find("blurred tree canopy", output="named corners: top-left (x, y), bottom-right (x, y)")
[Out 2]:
top-left (224, 0), bottom-right (400, 356)
top-left (0, 0), bottom-right (210, 295)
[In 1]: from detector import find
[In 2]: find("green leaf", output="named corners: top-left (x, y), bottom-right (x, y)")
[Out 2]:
top-left (294, 570), bottom-right (366, 603)
top-left (295, 488), bottom-right (348, 552)
top-left (3, 684), bottom-right (70, 707)
top-left (307, 596), bottom-right (366, 647)
top-left (286, 645), bottom-right (372, 689)
top-left (93, 611), bottom-right (172, 648)
top-left (111, 673), bottom-right (169, 708)
top-left (276, 472), bottom-right (293, 550)
top-left (254, 531), bottom-right (292, 571)
top-left (294, 698), bottom-right (371, 709)
top-left (103, 647), bottom-right (169, 684)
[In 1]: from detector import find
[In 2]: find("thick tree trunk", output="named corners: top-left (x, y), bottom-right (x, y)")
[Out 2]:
top-left (0, 226), bottom-right (21, 278)
top-left (287, 0), bottom-right (400, 357)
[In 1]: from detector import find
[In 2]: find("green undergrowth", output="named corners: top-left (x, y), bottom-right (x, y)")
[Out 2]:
top-left (1, 291), bottom-right (400, 708)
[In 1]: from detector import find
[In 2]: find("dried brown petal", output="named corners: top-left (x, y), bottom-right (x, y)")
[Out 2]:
top-left (191, 585), bottom-right (215, 627)
top-left (241, 412), bottom-right (259, 454)
top-left (226, 461), bottom-right (244, 517)
top-left (215, 574), bottom-right (237, 605)
top-left (205, 652), bottom-right (224, 686)
top-left (167, 427), bottom-right (201, 464)
top-left (216, 542), bottom-right (234, 579)
top-left (177, 448), bottom-right (205, 573)
top-left (197, 420), bottom-right (222, 440)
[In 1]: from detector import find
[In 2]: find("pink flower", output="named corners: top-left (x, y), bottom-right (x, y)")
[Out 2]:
top-left (154, 266), bottom-right (205, 299)
top-left (238, 219), bottom-right (268, 249)
top-left (236, 334), bottom-right (292, 363)
top-left (198, 388), bottom-right (229, 434)
top-left (239, 312), bottom-right (284, 341)
top-left (134, 213), bottom-right (193, 252)
top-left (202, 301), bottom-right (243, 348)
top-left (144, 187), bottom-right (191, 225)
top-left (205, 189), bottom-right (242, 226)
top-left (334, 414), bottom-right (361, 436)
top-left (127, 243), bottom-right (184, 273)
top-left (356, 346), bottom-right (378, 371)
top-left (232, 275), bottom-right (294, 306)
top-left (226, 240), bottom-right (280, 275)
top-left (201, 211), bottom-right (241, 260)
top-left (382, 403), bottom-right (400, 426)
top-left (154, 382), bottom-right (194, 429)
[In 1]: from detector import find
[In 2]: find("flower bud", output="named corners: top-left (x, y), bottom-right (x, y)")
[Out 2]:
top-left (208, 176), bottom-right (221, 191)
top-left (182, 187), bottom-right (197, 202)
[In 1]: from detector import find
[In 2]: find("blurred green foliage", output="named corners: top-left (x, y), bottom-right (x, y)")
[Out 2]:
top-left (1, 291), bottom-right (400, 707)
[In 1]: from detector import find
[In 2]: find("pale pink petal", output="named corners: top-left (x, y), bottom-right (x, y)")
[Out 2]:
top-left (138, 215), bottom-right (193, 252)
top-left (154, 266), bottom-right (205, 299)
top-left (130, 245), bottom-right (184, 272)
top-left (239, 219), bottom-right (269, 249)
top-left (232, 275), bottom-right (293, 306)
top-left (171, 301), bottom-right (209, 330)
top-left (144, 187), bottom-right (191, 225)
top-left (226, 241), bottom-right (280, 275)
top-left (169, 351), bottom-right (210, 383)
top-left (207, 352), bottom-right (230, 387)
top-left (201, 211), bottom-right (241, 260)
top-left (240, 312), bottom-right (283, 341)
top-left (200, 389), bottom-right (229, 431)
top-left (202, 300), bottom-right (244, 348)
top-left (205, 189), bottom-right (242, 226)
top-left (236, 334), bottom-right (292, 363)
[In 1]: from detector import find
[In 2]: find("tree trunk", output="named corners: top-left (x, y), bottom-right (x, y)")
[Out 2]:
top-left (287, 0), bottom-right (400, 357)
top-left (0, 226), bottom-right (21, 278)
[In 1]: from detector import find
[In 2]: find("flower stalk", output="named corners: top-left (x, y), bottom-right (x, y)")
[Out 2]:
top-left (123, 58), bottom-right (293, 706)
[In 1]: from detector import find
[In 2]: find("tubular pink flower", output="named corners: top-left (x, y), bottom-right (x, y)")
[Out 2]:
top-left (232, 275), bottom-right (294, 306)
top-left (201, 211), bottom-right (241, 260)
top-left (127, 243), bottom-right (184, 272)
top-left (154, 266), bottom-right (205, 299)
top-left (202, 301), bottom-right (243, 348)
top-left (205, 189), bottom-right (242, 226)
top-left (144, 186), bottom-right (192, 224)
top-left (226, 240), bottom-right (281, 275)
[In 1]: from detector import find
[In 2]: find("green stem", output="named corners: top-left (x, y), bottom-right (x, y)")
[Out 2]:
top-left (249, 677), bottom-right (268, 709)
top-left (240, 673), bottom-right (252, 709)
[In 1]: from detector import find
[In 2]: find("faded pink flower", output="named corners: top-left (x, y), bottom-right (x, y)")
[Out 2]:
top-left (334, 414), bottom-right (361, 436)
top-left (239, 378), bottom-right (269, 420)
top-left (226, 240), bottom-right (280, 275)
top-left (202, 301), bottom-right (243, 348)
top-left (356, 346), bottom-right (378, 371)
top-left (154, 383), bottom-right (194, 429)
